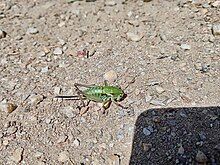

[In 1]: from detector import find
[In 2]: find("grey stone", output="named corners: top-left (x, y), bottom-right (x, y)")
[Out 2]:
top-left (180, 44), bottom-right (191, 50)
top-left (27, 27), bottom-right (38, 34)
top-left (212, 24), bottom-right (220, 35)
top-left (143, 128), bottom-right (151, 136)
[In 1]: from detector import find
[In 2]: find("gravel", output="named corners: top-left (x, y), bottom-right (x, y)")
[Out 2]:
top-left (0, 0), bottom-right (219, 164)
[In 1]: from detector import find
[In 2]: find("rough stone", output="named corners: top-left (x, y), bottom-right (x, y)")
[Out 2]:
top-left (53, 47), bottom-right (63, 55)
top-left (11, 147), bottom-right (24, 163)
top-left (196, 150), bottom-right (208, 163)
top-left (126, 32), bottom-right (143, 42)
top-left (212, 24), bottom-right (220, 35)
top-left (27, 27), bottom-right (38, 34)
top-left (0, 29), bottom-right (6, 39)
top-left (180, 44), bottom-right (191, 50)
top-left (0, 101), bottom-right (17, 113)
top-left (61, 106), bottom-right (77, 118)
top-left (104, 70), bottom-right (117, 82)
top-left (58, 151), bottom-right (69, 162)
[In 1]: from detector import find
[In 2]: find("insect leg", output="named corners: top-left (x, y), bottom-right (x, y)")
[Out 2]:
top-left (111, 98), bottom-right (128, 109)
top-left (104, 80), bottom-right (108, 86)
top-left (74, 84), bottom-right (86, 107)
top-left (74, 83), bottom-right (96, 88)
top-left (102, 100), bottom-right (111, 114)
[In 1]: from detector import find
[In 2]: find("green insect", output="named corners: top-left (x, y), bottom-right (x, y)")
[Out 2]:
top-left (55, 81), bottom-right (128, 111)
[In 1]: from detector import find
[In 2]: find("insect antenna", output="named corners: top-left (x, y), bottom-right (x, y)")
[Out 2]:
top-left (122, 76), bottom-right (136, 94)
top-left (55, 95), bottom-right (86, 100)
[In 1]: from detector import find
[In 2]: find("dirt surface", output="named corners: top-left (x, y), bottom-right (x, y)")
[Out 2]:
top-left (0, 0), bottom-right (219, 164)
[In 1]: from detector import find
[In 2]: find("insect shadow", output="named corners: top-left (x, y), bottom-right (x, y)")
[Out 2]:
top-left (130, 106), bottom-right (220, 164)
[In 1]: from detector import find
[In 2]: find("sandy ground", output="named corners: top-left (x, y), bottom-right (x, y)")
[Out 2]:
top-left (0, 0), bottom-right (220, 164)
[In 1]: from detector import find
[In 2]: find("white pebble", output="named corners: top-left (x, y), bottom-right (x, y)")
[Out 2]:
top-left (104, 70), bottom-right (117, 82)
top-left (180, 44), bottom-right (191, 50)
top-left (34, 151), bottom-right (44, 158)
top-left (105, 1), bottom-right (116, 6)
top-left (11, 147), bottom-right (23, 163)
top-left (58, 151), bottom-right (69, 162)
top-left (212, 24), bottom-right (220, 35)
top-left (53, 47), bottom-right (63, 55)
top-left (27, 27), bottom-right (38, 34)
top-left (155, 86), bottom-right (165, 94)
top-left (73, 139), bottom-right (80, 147)
top-left (41, 66), bottom-right (49, 73)
top-left (29, 94), bottom-right (44, 105)
top-left (212, 1), bottom-right (220, 7)
top-left (126, 32), bottom-right (143, 42)
top-left (54, 87), bottom-right (61, 95)
top-left (61, 106), bottom-right (77, 118)
top-left (145, 95), bottom-right (152, 103)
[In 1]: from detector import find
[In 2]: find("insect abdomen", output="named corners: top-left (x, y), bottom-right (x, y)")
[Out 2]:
top-left (83, 87), bottom-right (110, 102)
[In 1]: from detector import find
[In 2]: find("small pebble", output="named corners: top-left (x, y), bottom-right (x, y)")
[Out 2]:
top-left (54, 87), bottom-right (61, 95)
top-left (126, 32), bottom-right (143, 42)
top-left (142, 143), bottom-right (152, 151)
top-left (11, 147), bottom-right (24, 163)
top-left (150, 99), bottom-right (166, 106)
top-left (104, 70), bottom-right (117, 82)
top-left (38, 51), bottom-right (46, 57)
top-left (212, 1), bottom-right (220, 7)
top-left (29, 94), bottom-right (44, 106)
top-left (180, 44), bottom-right (191, 50)
top-left (196, 150), bottom-right (208, 163)
top-left (57, 135), bottom-right (68, 143)
top-left (108, 154), bottom-right (120, 165)
top-left (58, 21), bottom-right (65, 27)
top-left (7, 126), bottom-right (17, 135)
top-left (73, 139), bottom-right (80, 147)
top-left (145, 95), bottom-right (152, 103)
top-left (194, 63), bottom-right (210, 73)
top-left (214, 144), bottom-right (220, 151)
top-left (0, 29), bottom-right (7, 39)
top-left (53, 47), bottom-right (63, 55)
top-left (143, 127), bottom-right (151, 136)
top-left (105, 1), bottom-right (116, 6)
top-left (146, 80), bottom-right (160, 86)
top-left (212, 24), bottom-right (220, 35)
top-left (199, 132), bottom-right (206, 141)
top-left (37, 161), bottom-right (46, 165)
top-left (155, 86), bottom-right (165, 94)
top-left (178, 145), bottom-right (185, 155)
top-left (127, 11), bottom-right (133, 17)
top-left (34, 151), bottom-right (44, 158)
top-left (27, 27), bottom-right (38, 34)
top-left (58, 151), bottom-right (69, 162)
top-left (61, 106), bottom-right (77, 118)
top-left (41, 66), bottom-right (49, 73)
top-left (3, 139), bottom-right (9, 146)
top-left (0, 102), bottom-right (17, 113)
